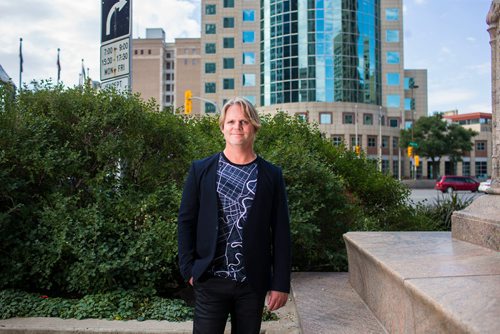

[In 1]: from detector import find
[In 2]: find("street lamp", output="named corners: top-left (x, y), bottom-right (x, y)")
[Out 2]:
top-left (410, 79), bottom-right (419, 180)
top-left (378, 105), bottom-right (383, 172)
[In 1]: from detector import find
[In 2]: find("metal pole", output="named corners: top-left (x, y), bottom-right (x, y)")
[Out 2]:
top-left (191, 96), bottom-right (220, 113)
top-left (411, 83), bottom-right (419, 180)
top-left (19, 38), bottom-right (23, 90)
top-left (355, 104), bottom-right (358, 150)
top-left (398, 108), bottom-right (402, 180)
top-left (378, 105), bottom-right (382, 172)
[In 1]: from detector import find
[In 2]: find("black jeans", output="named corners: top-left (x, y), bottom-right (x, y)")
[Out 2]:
top-left (193, 275), bottom-right (266, 334)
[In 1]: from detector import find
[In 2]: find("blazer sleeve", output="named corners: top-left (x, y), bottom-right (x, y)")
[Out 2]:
top-left (177, 163), bottom-right (199, 281)
top-left (270, 167), bottom-right (292, 293)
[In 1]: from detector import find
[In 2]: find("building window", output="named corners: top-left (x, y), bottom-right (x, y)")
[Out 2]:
top-left (148, 49), bottom-right (152, 55)
top-left (404, 98), bottom-right (412, 111)
top-left (319, 113), bottom-right (332, 124)
top-left (393, 160), bottom-right (399, 177)
top-left (386, 8), bottom-right (399, 21)
top-left (205, 82), bottom-right (216, 93)
top-left (205, 24), bottom-right (216, 34)
top-left (242, 73), bottom-right (255, 86)
top-left (205, 43), bottom-right (216, 54)
top-left (205, 103), bottom-right (216, 113)
top-left (462, 161), bottom-right (471, 176)
top-left (382, 136), bottom-right (389, 148)
top-left (205, 62), bottom-right (216, 73)
top-left (368, 136), bottom-right (377, 148)
top-left (386, 30), bottom-right (399, 43)
top-left (243, 9), bottom-right (255, 21)
top-left (476, 141), bottom-right (486, 151)
top-left (382, 160), bottom-right (390, 174)
top-left (243, 52), bottom-right (255, 64)
top-left (387, 52), bottom-right (400, 64)
top-left (351, 135), bottom-right (362, 147)
top-left (223, 58), bottom-right (235, 69)
top-left (223, 78), bottom-right (235, 89)
top-left (475, 161), bottom-right (488, 178)
top-left (166, 73), bottom-right (171, 80)
top-left (134, 50), bottom-right (138, 55)
top-left (166, 52), bottom-right (171, 58)
top-left (224, 0), bottom-right (234, 8)
top-left (140, 49), bottom-right (144, 55)
top-left (166, 84), bottom-right (171, 91)
top-left (166, 62), bottom-right (171, 69)
top-left (295, 113), bottom-right (308, 122)
top-left (387, 95), bottom-right (400, 108)
top-left (223, 37), bottom-right (235, 48)
top-left (244, 96), bottom-right (256, 104)
top-left (343, 113), bottom-right (354, 124)
top-left (389, 118), bottom-right (399, 128)
top-left (242, 31), bottom-right (255, 43)
top-left (363, 114), bottom-right (373, 125)
top-left (332, 135), bottom-right (343, 146)
top-left (387, 73), bottom-right (400, 85)
top-left (205, 4), bottom-right (216, 15)
top-left (392, 137), bottom-right (399, 150)
top-left (223, 17), bottom-right (235, 28)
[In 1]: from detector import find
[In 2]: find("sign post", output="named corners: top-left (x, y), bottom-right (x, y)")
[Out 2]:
top-left (100, 0), bottom-right (132, 93)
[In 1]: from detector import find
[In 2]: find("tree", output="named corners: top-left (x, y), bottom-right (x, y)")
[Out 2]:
top-left (401, 114), bottom-right (447, 178)
top-left (400, 114), bottom-right (478, 178)
top-left (446, 123), bottom-right (477, 173)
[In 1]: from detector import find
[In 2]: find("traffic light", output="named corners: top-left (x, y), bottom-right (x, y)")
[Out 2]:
top-left (184, 90), bottom-right (192, 114)
top-left (414, 155), bottom-right (420, 167)
top-left (407, 146), bottom-right (413, 157)
top-left (355, 145), bottom-right (361, 156)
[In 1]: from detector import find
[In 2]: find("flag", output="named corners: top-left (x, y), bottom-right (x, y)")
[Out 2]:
top-left (57, 48), bottom-right (61, 82)
top-left (19, 38), bottom-right (23, 73)
top-left (81, 59), bottom-right (86, 80)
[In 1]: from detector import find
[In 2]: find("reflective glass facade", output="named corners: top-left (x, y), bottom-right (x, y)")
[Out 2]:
top-left (261, 0), bottom-right (381, 106)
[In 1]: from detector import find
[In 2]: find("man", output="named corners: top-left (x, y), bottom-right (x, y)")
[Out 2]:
top-left (177, 97), bottom-right (291, 334)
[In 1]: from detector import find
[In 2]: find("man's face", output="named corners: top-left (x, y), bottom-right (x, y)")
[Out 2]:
top-left (221, 104), bottom-right (256, 148)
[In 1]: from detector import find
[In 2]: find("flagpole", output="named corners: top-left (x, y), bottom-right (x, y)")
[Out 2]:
top-left (19, 37), bottom-right (23, 90)
top-left (57, 48), bottom-right (61, 84)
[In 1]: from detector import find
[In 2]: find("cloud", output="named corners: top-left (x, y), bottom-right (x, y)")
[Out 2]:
top-left (466, 36), bottom-right (476, 42)
top-left (0, 0), bottom-right (200, 87)
top-left (466, 62), bottom-right (492, 75)
top-left (464, 102), bottom-right (492, 113)
top-left (414, 0), bottom-right (427, 5)
top-left (429, 88), bottom-right (476, 108)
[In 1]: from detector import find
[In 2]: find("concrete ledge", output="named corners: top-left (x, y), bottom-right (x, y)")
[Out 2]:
top-left (452, 194), bottom-right (500, 251)
top-left (344, 232), bottom-right (500, 334)
top-left (0, 293), bottom-right (300, 334)
top-left (291, 272), bottom-right (385, 334)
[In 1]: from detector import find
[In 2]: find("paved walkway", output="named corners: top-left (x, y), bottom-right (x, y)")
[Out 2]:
top-left (291, 272), bottom-right (386, 334)
top-left (0, 272), bottom-right (387, 333)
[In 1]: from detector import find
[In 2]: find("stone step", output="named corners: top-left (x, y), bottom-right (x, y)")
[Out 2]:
top-left (452, 194), bottom-right (500, 251)
top-left (291, 272), bottom-right (386, 334)
top-left (344, 231), bottom-right (500, 334)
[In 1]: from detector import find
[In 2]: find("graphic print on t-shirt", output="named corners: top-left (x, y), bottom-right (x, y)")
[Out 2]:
top-left (212, 154), bottom-right (258, 281)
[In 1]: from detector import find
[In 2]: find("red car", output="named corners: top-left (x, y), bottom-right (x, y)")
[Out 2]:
top-left (434, 175), bottom-right (480, 193)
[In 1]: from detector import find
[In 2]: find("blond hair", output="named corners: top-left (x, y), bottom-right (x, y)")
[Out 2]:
top-left (219, 97), bottom-right (261, 132)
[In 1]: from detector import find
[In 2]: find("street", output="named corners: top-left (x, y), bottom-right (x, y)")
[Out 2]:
top-left (408, 189), bottom-right (484, 206)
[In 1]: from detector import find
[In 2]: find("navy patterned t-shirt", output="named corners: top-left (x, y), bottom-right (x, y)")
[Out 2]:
top-left (211, 152), bottom-right (258, 282)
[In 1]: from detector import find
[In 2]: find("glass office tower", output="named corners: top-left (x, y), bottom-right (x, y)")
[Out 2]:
top-left (261, 0), bottom-right (381, 106)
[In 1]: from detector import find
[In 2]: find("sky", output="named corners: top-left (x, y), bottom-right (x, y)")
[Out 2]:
top-left (0, 0), bottom-right (493, 114)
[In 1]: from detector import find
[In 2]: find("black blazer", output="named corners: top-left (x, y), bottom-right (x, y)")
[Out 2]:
top-left (177, 153), bottom-right (291, 294)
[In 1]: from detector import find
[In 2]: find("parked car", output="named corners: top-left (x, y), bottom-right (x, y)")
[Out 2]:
top-left (478, 179), bottom-right (492, 193)
top-left (434, 175), bottom-right (480, 193)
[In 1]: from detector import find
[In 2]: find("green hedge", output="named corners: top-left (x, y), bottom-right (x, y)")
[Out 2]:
top-left (0, 84), bottom-right (436, 297)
